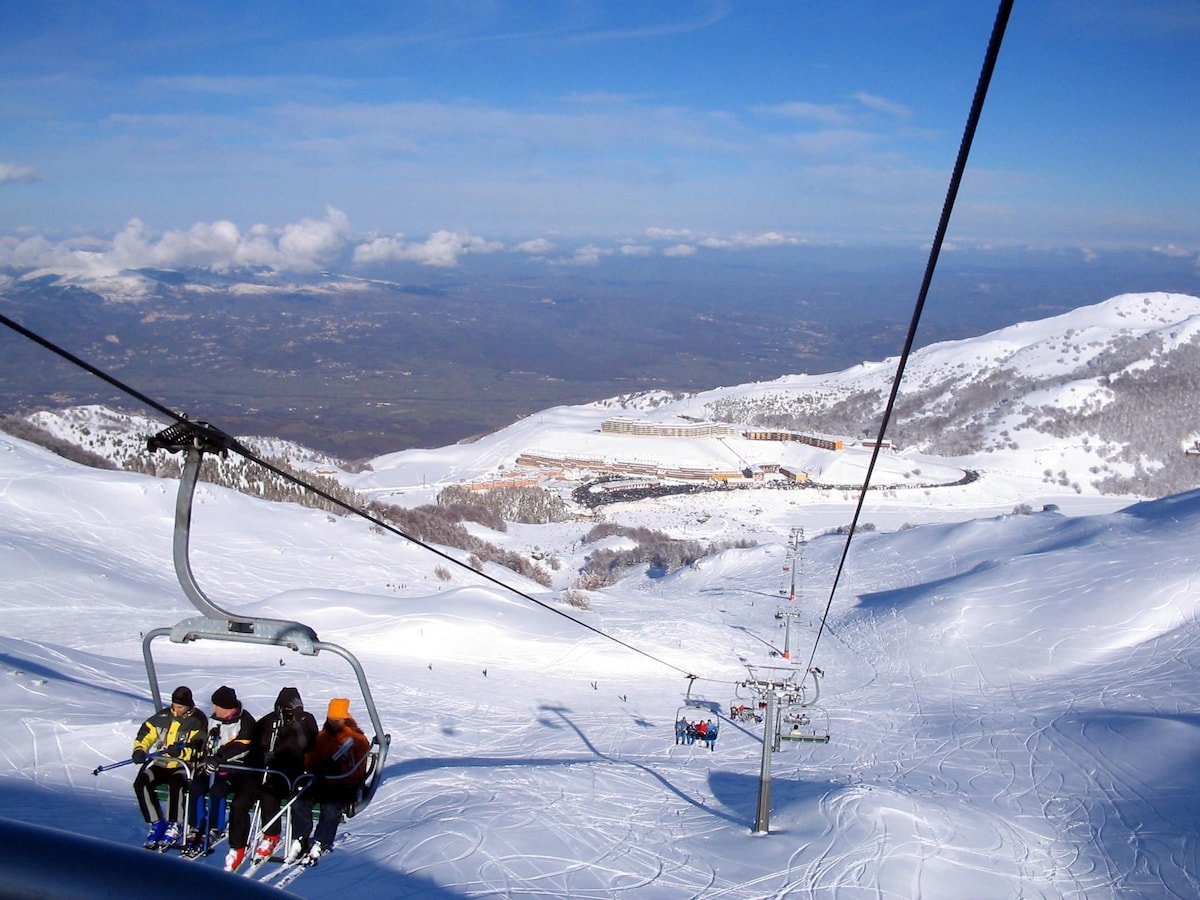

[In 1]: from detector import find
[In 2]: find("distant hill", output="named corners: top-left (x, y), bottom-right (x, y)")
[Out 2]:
top-left (657, 292), bottom-right (1200, 498)
top-left (11, 292), bottom-right (1197, 502)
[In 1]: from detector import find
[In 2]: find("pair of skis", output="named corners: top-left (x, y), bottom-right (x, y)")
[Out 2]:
top-left (234, 776), bottom-right (319, 881)
top-left (256, 840), bottom-right (336, 888)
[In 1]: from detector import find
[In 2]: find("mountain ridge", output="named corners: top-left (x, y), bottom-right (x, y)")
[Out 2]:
top-left (7, 291), bottom-right (1199, 506)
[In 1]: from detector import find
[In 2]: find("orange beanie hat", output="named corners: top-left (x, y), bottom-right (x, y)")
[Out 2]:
top-left (327, 697), bottom-right (351, 720)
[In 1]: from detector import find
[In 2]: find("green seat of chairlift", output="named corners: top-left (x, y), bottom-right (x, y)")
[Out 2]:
top-left (780, 730), bottom-right (830, 743)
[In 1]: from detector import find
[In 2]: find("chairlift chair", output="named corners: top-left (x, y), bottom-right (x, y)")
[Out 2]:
top-left (140, 420), bottom-right (391, 814)
top-left (673, 675), bottom-right (722, 745)
top-left (728, 681), bottom-right (764, 724)
top-left (776, 667), bottom-right (830, 745)
top-left (778, 701), bottom-right (830, 744)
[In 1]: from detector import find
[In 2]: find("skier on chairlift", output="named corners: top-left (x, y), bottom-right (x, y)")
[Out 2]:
top-left (185, 684), bottom-right (255, 855)
top-left (675, 716), bottom-right (689, 745)
top-left (287, 697), bottom-right (371, 866)
top-left (224, 686), bottom-right (317, 871)
top-left (131, 685), bottom-right (208, 850)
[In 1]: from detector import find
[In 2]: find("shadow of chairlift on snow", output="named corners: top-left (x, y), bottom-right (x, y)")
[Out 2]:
top-left (141, 419), bottom-right (391, 815)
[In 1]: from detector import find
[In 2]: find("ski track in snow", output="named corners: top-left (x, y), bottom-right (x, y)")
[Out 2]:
top-left (4, 434), bottom-right (1200, 897)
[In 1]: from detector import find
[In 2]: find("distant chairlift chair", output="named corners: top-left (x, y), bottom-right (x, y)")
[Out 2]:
top-left (777, 667), bottom-right (830, 745)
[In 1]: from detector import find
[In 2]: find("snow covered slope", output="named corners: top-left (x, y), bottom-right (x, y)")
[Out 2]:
top-left (3, 423), bottom-right (1199, 897)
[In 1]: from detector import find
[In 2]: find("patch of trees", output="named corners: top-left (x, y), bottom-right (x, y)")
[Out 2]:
top-left (1, 410), bottom-right (365, 515)
top-left (438, 484), bottom-right (571, 524)
top-left (702, 328), bottom-right (1200, 498)
top-left (0, 417), bottom-right (118, 470)
top-left (126, 451), bottom-right (365, 515)
top-left (369, 500), bottom-right (553, 587)
top-left (574, 522), bottom-right (755, 588)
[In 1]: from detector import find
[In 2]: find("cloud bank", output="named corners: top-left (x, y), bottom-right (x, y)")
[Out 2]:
top-left (0, 212), bottom-right (819, 278)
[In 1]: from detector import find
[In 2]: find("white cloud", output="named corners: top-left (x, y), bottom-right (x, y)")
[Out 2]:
top-left (754, 101), bottom-right (850, 126)
top-left (0, 162), bottom-right (40, 184)
top-left (853, 92), bottom-right (913, 119)
top-left (0, 208), bottom-right (356, 277)
top-left (515, 237), bottom-right (556, 255)
top-left (352, 229), bottom-right (503, 267)
top-left (619, 244), bottom-right (654, 257)
top-left (1152, 243), bottom-right (1192, 258)
top-left (644, 227), bottom-right (694, 241)
top-left (100, 208), bottom-right (352, 273)
top-left (551, 244), bottom-right (613, 266)
top-left (698, 231), bottom-right (803, 250)
top-left (662, 243), bottom-right (696, 258)
top-left (276, 207), bottom-right (353, 269)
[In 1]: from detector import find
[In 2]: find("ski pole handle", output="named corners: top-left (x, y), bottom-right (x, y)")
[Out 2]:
top-left (91, 745), bottom-right (178, 776)
top-left (92, 758), bottom-right (135, 776)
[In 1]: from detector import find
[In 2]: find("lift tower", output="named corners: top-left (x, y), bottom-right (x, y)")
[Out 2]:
top-left (741, 664), bottom-right (828, 834)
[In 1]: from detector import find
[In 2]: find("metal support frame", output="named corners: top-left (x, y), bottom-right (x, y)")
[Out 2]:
top-left (744, 664), bottom-right (828, 834)
top-left (142, 421), bottom-right (390, 810)
top-left (781, 526), bottom-right (805, 602)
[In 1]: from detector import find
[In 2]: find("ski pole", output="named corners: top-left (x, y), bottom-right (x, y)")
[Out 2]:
top-left (91, 744), bottom-right (182, 776)
top-left (200, 788), bottom-right (214, 857)
top-left (248, 775), bottom-right (315, 853)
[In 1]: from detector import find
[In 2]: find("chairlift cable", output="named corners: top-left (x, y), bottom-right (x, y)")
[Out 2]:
top-left (803, 0), bottom-right (1014, 675)
top-left (0, 311), bottom-right (694, 678)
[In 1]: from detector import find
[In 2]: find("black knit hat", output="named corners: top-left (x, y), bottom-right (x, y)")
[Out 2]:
top-left (171, 685), bottom-right (194, 707)
top-left (211, 685), bottom-right (238, 709)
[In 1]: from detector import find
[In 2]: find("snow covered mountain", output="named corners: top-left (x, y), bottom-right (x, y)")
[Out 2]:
top-left (342, 291), bottom-right (1200, 519)
top-left (13, 292), bottom-right (1200, 515)
top-left (2, 265), bottom-right (378, 305)
top-left (3, 398), bottom-right (1200, 896)
top-left (3, 293), bottom-right (1200, 895)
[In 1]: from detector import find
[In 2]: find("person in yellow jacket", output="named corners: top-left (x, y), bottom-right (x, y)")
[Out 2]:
top-left (131, 685), bottom-right (208, 849)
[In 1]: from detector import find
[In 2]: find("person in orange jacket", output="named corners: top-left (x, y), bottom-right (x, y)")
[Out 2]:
top-left (287, 697), bottom-right (370, 866)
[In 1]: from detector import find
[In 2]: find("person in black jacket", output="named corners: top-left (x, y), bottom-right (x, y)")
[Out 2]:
top-left (186, 685), bottom-right (255, 853)
top-left (224, 686), bottom-right (317, 871)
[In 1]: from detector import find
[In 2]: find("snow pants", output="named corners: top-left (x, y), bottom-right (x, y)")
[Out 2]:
top-left (189, 772), bottom-right (238, 833)
top-left (290, 795), bottom-right (346, 850)
top-left (133, 763), bottom-right (189, 824)
top-left (229, 778), bottom-right (292, 850)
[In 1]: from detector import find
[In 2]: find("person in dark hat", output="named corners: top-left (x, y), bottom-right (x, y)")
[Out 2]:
top-left (224, 686), bottom-right (317, 871)
top-left (183, 685), bottom-right (256, 855)
top-left (131, 685), bottom-right (208, 850)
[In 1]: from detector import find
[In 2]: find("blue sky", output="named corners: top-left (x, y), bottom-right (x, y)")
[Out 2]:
top-left (1, 1), bottom-right (1197, 273)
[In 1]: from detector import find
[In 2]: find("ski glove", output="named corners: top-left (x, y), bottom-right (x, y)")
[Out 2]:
top-left (132, 749), bottom-right (147, 764)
